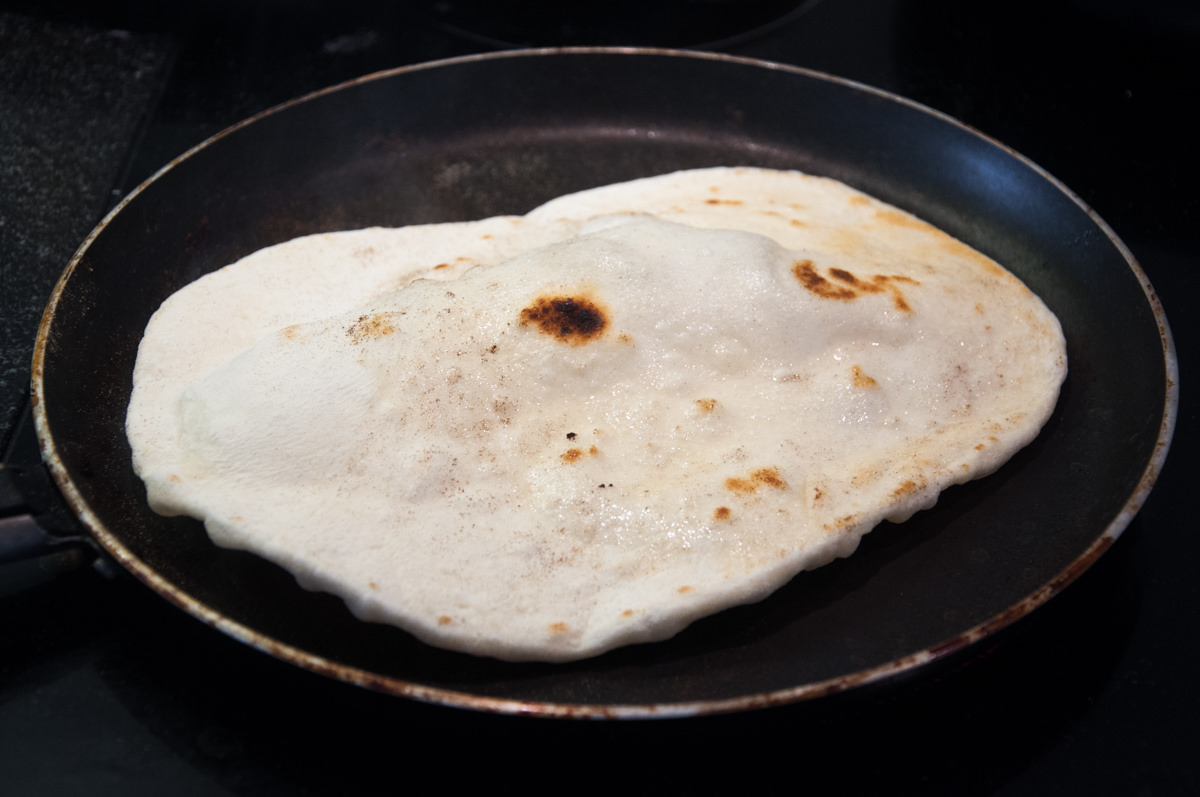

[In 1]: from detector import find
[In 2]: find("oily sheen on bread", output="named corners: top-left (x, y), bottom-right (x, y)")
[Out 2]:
top-left (126, 168), bottom-right (1067, 662)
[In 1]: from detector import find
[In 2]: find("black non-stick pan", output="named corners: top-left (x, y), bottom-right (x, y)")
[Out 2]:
top-left (29, 49), bottom-right (1177, 718)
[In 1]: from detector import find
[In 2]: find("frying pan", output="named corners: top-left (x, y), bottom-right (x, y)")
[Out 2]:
top-left (29, 49), bottom-right (1176, 718)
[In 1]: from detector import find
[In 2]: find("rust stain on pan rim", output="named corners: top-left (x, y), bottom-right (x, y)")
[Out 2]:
top-left (28, 47), bottom-right (1180, 719)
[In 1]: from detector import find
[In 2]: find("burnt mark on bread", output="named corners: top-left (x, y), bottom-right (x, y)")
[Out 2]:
top-left (725, 467), bottom-right (788, 495)
top-left (346, 313), bottom-right (395, 343)
top-left (793, 260), bottom-right (856, 300)
top-left (792, 260), bottom-right (919, 313)
top-left (850, 365), bottom-right (878, 389)
top-left (561, 445), bottom-right (599, 464)
top-left (520, 293), bottom-right (608, 345)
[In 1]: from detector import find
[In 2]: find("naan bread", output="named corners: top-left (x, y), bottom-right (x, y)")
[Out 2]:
top-left (126, 168), bottom-right (1066, 662)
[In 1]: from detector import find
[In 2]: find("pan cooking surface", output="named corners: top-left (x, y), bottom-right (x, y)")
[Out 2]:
top-left (31, 50), bottom-right (1175, 717)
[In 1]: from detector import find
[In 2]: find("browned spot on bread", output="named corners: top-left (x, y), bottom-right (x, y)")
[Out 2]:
top-left (549, 622), bottom-right (569, 634)
top-left (433, 262), bottom-right (451, 270)
top-left (725, 467), bottom-right (788, 495)
top-left (793, 260), bottom-right (919, 313)
top-left (937, 237), bottom-right (1008, 277)
top-left (825, 514), bottom-right (859, 532)
top-left (874, 208), bottom-right (937, 232)
top-left (621, 609), bottom-right (634, 618)
top-left (792, 260), bottom-right (857, 300)
top-left (282, 325), bottom-right (300, 339)
top-left (560, 445), bottom-right (599, 464)
top-left (828, 267), bottom-right (863, 286)
top-left (713, 506), bottom-right (732, 521)
top-left (438, 615), bottom-right (452, 625)
top-left (696, 398), bottom-right (718, 413)
top-left (881, 277), bottom-right (918, 312)
top-left (851, 365), bottom-right (878, 388)
top-left (677, 586), bottom-right (694, 594)
top-left (704, 198), bottom-right (744, 205)
top-left (520, 293), bottom-right (609, 345)
top-left (346, 313), bottom-right (395, 343)
top-left (891, 480), bottom-right (922, 499)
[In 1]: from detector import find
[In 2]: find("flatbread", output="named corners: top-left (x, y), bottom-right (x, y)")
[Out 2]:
top-left (126, 168), bottom-right (1067, 662)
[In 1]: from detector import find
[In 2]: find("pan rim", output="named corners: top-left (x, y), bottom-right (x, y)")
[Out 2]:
top-left (29, 46), bottom-right (1180, 719)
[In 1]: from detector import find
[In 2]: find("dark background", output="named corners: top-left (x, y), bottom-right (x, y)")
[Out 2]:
top-left (1, 1), bottom-right (1196, 793)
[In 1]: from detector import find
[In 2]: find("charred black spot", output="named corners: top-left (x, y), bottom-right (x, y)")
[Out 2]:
top-left (520, 294), bottom-right (608, 345)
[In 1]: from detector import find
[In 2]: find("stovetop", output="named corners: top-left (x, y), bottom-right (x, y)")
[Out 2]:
top-left (2, 1), bottom-right (1196, 793)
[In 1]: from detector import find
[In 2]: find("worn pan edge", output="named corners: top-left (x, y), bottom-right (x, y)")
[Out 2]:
top-left (29, 47), bottom-right (1179, 718)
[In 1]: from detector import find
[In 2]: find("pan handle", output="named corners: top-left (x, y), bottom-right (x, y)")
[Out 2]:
top-left (0, 510), bottom-right (95, 598)
top-left (0, 464), bottom-right (98, 597)
top-left (1, 403), bottom-right (98, 571)
top-left (0, 511), bottom-right (93, 565)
